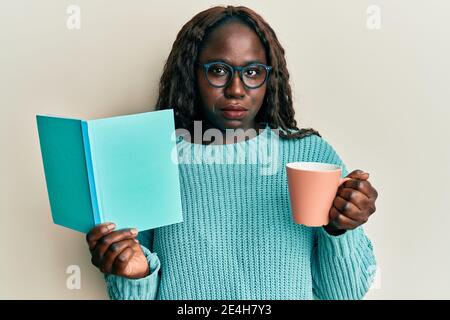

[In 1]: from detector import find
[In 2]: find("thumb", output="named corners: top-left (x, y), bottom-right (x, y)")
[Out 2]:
top-left (346, 169), bottom-right (370, 180)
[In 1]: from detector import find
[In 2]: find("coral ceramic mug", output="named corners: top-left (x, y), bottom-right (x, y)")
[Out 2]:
top-left (286, 162), bottom-right (350, 226)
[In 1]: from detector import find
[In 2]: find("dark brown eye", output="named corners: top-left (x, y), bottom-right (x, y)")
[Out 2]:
top-left (209, 64), bottom-right (229, 77)
top-left (244, 68), bottom-right (259, 78)
top-left (244, 65), bottom-right (264, 79)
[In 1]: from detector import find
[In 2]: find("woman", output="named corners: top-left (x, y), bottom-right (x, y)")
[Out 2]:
top-left (86, 5), bottom-right (378, 300)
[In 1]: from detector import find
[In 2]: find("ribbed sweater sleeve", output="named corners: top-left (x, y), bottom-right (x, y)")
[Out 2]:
top-left (104, 230), bottom-right (161, 300)
top-left (312, 226), bottom-right (376, 299)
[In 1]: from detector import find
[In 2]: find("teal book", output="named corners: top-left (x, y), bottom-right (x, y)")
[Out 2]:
top-left (36, 110), bottom-right (183, 234)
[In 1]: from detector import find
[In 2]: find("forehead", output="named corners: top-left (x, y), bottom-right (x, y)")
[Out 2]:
top-left (199, 21), bottom-right (267, 65)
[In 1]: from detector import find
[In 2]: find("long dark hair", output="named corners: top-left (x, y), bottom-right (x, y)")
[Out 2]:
top-left (155, 5), bottom-right (321, 139)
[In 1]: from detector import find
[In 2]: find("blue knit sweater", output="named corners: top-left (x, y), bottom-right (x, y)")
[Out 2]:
top-left (104, 126), bottom-right (376, 300)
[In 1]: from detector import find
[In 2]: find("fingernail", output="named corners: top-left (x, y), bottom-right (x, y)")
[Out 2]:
top-left (130, 228), bottom-right (138, 235)
top-left (134, 239), bottom-right (139, 243)
top-left (106, 223), bottom-right (116, 231)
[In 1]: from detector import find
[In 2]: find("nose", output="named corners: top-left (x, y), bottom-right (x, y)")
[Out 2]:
top-left (224, 71), bottom-right (245, 99)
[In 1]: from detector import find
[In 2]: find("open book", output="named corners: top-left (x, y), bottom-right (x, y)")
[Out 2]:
top-left (36, 110), bottom-right (183, 233)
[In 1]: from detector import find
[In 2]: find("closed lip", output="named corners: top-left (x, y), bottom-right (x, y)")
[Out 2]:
top-left (221, 105), bottom-right (247, 111)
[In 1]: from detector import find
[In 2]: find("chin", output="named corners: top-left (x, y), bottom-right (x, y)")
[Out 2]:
top-left (221, 120), bottom-right (249, 130)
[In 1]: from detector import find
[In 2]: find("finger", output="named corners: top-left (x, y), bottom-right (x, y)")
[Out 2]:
top-left (100, 239), bottom-right (139, 274)
top-left (338, 188), bottom-right (376, 219)
top-left (333, 195), bottom-right (360, 216)
top-left (112, 247), bottom-right (135, 276)
top-left (333, 195), bottom-right (371, 223)
top-left (346, 169), bottom-right (370, 180)
top-left (338, 187), bottom-right (370, 211)
top-left (91, 228), bottom-right (138, 268)
top-left (343, 179), bottom-right (376, 199)
top-left (329, 206), bottom-right (360, 230)
top-left (86, 222), bottom-right (116, 251)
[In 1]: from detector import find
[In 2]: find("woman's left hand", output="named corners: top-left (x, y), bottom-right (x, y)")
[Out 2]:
top-left (324, 170), bottom-right (378, 235)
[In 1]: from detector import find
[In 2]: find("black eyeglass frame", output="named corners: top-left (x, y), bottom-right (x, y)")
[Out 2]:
top-left (201, 61), bottom-right (273, 89)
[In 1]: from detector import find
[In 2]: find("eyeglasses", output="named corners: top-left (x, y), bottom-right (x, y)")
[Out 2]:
top-left (201, 61), bottom-right (272, 89)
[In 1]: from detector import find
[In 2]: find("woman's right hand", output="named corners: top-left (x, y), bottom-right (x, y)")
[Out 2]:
top-left (86, 222), bottom-right (150, 279)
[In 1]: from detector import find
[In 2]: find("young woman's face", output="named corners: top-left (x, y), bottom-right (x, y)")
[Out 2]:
top-left (196, 21), bottom-right (267, 132)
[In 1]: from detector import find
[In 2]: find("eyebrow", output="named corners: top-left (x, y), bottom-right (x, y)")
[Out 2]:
top-left (204, 58), bottom-right (266, 66)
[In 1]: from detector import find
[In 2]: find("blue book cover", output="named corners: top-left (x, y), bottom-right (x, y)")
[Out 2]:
top-left (36, 110), bottom-right (183, 233)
